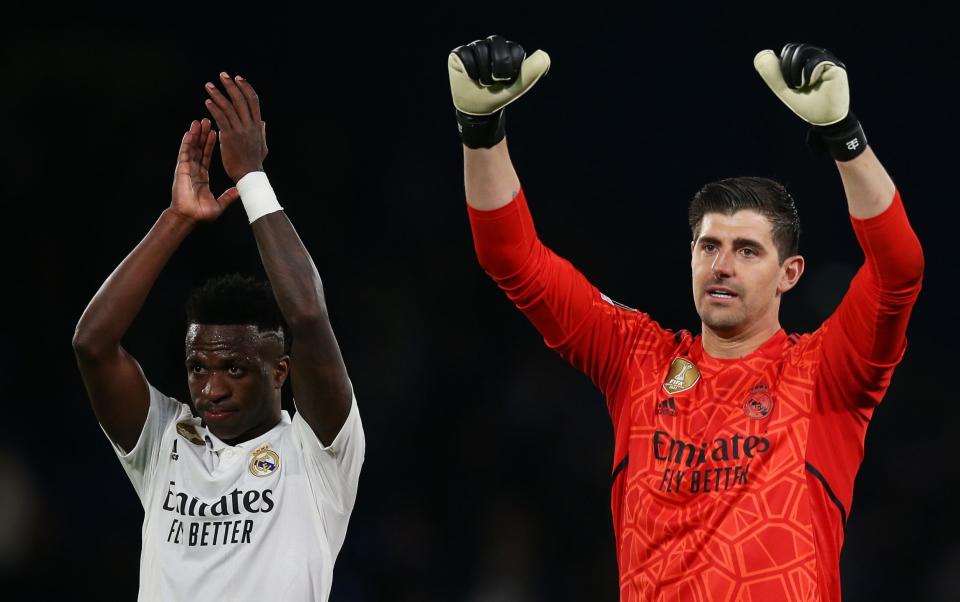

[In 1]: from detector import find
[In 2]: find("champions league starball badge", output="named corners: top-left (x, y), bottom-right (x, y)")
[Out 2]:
top-left (249, 445), bottom-right (281, 477)
top-left (743, 383), bottom-right (774, 419)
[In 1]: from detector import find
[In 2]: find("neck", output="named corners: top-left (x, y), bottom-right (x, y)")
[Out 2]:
top-left (701, 319), bottom-right (782, 359)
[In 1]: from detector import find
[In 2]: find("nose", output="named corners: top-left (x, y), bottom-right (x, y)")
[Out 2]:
top-left (711, 249), bottom-right (734, 279)
top-left (202, 372), bottom-right (230, 401)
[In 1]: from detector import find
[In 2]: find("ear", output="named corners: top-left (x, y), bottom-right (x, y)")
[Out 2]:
top-left (272, 356), bottom-right (290, 389)
top-left (778, 254), bottom-right (805, 294)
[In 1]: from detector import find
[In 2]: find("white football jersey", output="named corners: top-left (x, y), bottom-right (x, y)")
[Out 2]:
top-left (104, 384), bottom-right (364, 601)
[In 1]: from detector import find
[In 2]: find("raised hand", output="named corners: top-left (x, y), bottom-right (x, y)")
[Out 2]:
top-left (204, 73), bottom-right (268, 183)
top-left (170, 118), bottom-right (239, 222)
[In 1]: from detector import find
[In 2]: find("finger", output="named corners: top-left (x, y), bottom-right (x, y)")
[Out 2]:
top-left (201, 126), bottom-right (217, 171)
top-left (234, 75), bottom-right (262, 124)
top-left (753, 49), bottom-right (789, 94)
top-left (204, 95), bottom-right (233, 132)
top-left (216, 187), bottom-right (241, 208)
top-left (219, 72), bottom-right (253, 125)
top-left (488, 35), bottom-right (514, 82)
top-left (204, 81), bottom-right (240, 129)
top-left (176, 129), bottom-right (193, 173)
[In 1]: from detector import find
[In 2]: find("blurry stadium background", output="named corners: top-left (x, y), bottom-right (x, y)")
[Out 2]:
top-left (3, 4), bottom-right (957, 600)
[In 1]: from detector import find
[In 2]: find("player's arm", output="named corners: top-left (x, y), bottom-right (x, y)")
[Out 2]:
top-left (756, 44), bottom-right (923, 381)
top-left (73, 119), bottom-right (239, 452)
top-left (205, 73), bottom-right (352, 446)
top-left (451, 37), bottom-right (670, 403)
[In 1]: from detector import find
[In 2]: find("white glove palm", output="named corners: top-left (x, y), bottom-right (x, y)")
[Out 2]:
top-left (754, 48), bottom-right (849, 126)
top-left (448, 49), bottom-right (551, 116)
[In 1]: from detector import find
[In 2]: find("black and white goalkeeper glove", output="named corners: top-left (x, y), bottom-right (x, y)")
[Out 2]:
top-left (754, 43), bottom-right (868, 161)
top-left (447, 35), bottom-right (550, 148)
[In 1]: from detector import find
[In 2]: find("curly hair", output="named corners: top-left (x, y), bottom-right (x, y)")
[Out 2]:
top-left (185, 274), bottom-right (287, 346)
top-left (688, 176), bottom-right (801, 263)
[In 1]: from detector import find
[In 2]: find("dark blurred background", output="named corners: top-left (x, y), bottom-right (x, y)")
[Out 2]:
top-left (2, 3), bottom-right (957, 601)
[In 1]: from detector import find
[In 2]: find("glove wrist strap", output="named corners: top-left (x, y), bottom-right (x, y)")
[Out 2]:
top-left (807, 112), bottom-right (868, 162)
top-left (456, 109), bottom-right (506, 149)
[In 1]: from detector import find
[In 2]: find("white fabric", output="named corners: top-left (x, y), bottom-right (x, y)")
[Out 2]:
top-left (104, 385), bottom-right (364, 602)
top-left (236, 171), bottom-right (283, 223)
top-left (448, 49), bottom-right (551, 115)
top-left (753, 49), bottom-right (850, 126)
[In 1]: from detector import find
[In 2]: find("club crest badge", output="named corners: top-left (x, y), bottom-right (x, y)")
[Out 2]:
top-left (743, 383), bottom-right (774, 420)
top-left (662, 358), bottom-right (701, 394)
top-left (177, 422), bottom-right (206, 446)
top-left (249, 445), bottom-right (281, 478)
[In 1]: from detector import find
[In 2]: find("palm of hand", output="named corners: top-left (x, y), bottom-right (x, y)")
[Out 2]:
top-left (170, 119), bottom-right (229, 222)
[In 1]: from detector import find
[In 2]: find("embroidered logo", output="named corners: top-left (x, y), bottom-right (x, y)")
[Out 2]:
top-left (177, 422), bottom-right (206, 446)
top-left (655, 398), bottom-right (678, 417)
top-left (743, 383), bottom-right (774, 419)
top-left (249, 445), bottom-right (281, 478)
top-left (170, 440), bottom-right (179, 461)
top-left (662, 358), bottom-right (701, 394)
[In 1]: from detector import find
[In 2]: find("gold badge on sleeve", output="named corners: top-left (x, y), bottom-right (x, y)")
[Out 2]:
top-left (662, 357), bottom-right (701, 394)
top-left (249, 445), bottom-right (281, 477)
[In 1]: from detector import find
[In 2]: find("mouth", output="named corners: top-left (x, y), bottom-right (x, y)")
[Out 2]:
top-left (202, 407), bottom-right (239, 422)
top-left (705, 286), bottom-right (739, 302)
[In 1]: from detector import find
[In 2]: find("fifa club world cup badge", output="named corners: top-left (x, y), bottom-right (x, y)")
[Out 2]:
top-left (249, 445), bottom-right (281, 477)
top-left (662, 358), bottom-right (701, 394)
top-left (743, 384), bottom-right (774, 420)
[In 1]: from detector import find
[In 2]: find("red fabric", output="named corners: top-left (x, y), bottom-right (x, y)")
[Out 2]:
top-left (468, 189), bottom-right (922, 601)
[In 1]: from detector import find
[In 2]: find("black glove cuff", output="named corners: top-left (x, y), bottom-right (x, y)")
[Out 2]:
top-left (456, 109), bottom-right (506, 149)
top-left (807, 112), bottom-right (868, 162)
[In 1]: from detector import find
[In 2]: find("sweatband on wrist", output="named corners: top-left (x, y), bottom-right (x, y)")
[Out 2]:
top-left (236, 171), bottom-right (283, 223)
top-left (807, 112), bottom-right (868, 162)
top-left (457, 108), bottom-right (506, 149)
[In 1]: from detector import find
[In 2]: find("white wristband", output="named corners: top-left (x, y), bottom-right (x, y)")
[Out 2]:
top-left (236, 171), bottom-right (283, 223)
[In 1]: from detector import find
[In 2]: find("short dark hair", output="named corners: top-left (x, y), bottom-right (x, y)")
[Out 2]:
top-left (688, 176), bottom-right (800, 262)
top-left (185, 274), bottom-right (287, 342)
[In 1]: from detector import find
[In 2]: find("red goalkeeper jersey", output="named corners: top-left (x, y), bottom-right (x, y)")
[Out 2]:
top-left (468, 189), bottom-right (923, 602)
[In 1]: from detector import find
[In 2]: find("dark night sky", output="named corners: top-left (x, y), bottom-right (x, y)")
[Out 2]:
top-left (2, 3), bottom-right (957, 601)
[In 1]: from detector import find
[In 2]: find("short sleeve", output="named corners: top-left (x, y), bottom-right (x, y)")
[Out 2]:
top-left (101, 384), bottom-right (184, 503)
top-left (291, 396), bottom-right (365, 553)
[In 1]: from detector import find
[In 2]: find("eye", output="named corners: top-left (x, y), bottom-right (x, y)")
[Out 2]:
top-left (702, 242), bottom-right (717, 253)
top-left (189, 363), bottom-right (206, 374)
top-left (739, 247), bottom-right (757, 257)
top-left (228, 365), bottom-right (245, 377)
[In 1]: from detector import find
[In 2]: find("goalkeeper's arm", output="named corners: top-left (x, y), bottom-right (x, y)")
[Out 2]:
top-left (449, 35), bottom-right (549, 211)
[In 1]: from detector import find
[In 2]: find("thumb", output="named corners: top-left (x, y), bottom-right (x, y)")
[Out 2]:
top-left (753, 49), bottom-right (788, 94)
top-left (217, 187), bottom-right (241, 208)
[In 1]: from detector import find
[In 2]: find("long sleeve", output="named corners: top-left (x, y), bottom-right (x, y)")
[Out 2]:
top-left (816, 189), bottom-right (924, 409)
top-left (468, 190), bottom-right (675, 417)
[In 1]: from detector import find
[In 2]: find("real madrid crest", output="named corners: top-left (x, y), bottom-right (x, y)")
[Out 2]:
top-left (743, 383), bottom-right (774, 420)
top-left (662, 358), bottom-right (701, 394)
top-left (249, 445), bottom-right (281, 477)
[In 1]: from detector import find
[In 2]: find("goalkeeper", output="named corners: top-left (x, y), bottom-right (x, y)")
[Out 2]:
top-left (450, 36), bottom-right (923, 601)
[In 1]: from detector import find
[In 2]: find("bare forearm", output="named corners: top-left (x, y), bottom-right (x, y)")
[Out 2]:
top-left (463, 138), bottom-right (521, 210)
top-left (835, 146), bottom-right (897, 219)
top-left (73, 209), bottom-right (194, 354)
top-left (250, 211), bottom-right (327, 325)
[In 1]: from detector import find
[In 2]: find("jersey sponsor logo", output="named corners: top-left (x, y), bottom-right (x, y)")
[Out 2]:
top-left (662, 358), bottom-right (700, 394)
top-left (249, 445), bottom-right (280, 478)
top-left (655, 397), bottom-right (678, 417)
top-left (652, 430), bottom-right (772, 495)
top-left (743, 383), bottom-right (774, 419)
top-left (162, 481), bottom-right (276, 548)
top-left (177, 422), bottom-right (206, 446)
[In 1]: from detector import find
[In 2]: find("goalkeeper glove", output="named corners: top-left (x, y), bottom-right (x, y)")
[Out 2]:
top-left (448, 35), bottom-right (550, 148)
top-left (754, 43), bottom-right (867, 161)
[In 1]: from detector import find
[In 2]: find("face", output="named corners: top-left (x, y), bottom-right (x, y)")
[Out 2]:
top-left (185, 324), bottom-right (289, 444)
top-left (691, 210), bottom-right (804, 337)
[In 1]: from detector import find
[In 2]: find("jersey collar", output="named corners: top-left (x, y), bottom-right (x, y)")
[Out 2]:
top-left (203, 411), bottom-right (293, 453)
